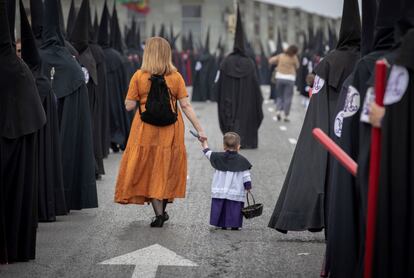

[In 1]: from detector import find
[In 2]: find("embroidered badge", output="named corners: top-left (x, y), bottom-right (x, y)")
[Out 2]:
top-left (312, 75), bottom-right (325, 95)
top-left (360, 87), bottom-right (375, 123)
top-left (384, 65), bottom-right (409, 105)
top-left (334, 111), bottom-right (345, 138)
top-left (81, 67), bottom-right (89, 84)
top-left (342, 86), bottom-right (360, 117)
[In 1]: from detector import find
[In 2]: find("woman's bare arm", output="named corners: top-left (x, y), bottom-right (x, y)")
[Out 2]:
top-left (125, 99), bottom-right (137, 111)
top-left (179, 97), bottom-right (207, 141)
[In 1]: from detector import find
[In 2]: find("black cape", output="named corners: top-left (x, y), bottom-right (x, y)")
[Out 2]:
top-left (192, 52), bottom-right (217, 102)
top-left (210, 151), bottom-right (252, 172)
top-left (216, 54), bottom-right (264, 149)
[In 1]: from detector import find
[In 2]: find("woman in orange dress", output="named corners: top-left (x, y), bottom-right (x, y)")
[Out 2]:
top-left (115, 37), bottom-right (206, 227)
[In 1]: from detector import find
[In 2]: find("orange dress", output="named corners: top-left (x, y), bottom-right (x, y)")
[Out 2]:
top-left (115, 70), bottom-right (188, 204)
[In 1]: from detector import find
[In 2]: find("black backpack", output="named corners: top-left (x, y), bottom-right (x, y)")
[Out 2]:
top-left (139, 74), bottom-right (178, 126)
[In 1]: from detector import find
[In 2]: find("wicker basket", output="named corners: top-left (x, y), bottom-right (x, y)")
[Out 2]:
top-left (241, 192), bottom-right (263, 219)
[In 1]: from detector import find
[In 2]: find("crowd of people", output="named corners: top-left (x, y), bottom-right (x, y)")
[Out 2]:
top-left (1, 0), bottom-right (413, 277)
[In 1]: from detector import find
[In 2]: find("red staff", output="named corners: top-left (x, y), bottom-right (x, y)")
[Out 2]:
top-left (363, 60), bottom-right (387, 278)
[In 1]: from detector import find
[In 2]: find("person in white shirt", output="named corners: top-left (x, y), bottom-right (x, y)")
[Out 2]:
top-left (201, 132), bottom-right (252, 230)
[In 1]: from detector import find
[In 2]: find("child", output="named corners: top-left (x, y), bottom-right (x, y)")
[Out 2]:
top-left (201, 132), bottom-right (252, 230)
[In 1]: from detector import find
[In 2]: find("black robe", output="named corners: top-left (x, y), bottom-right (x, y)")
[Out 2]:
top-left (268, 48), bottom-right (360, 233)
top-left (35, 71), bottom-right (67, 222)
top-left (373, 31), bottom-right (414, 277)
top-left (216, 54), bottom-right (264, 149)
top-left (192, 52), bottom-right (217, 102)
top-left (103, 47), bottom-right (131, 149)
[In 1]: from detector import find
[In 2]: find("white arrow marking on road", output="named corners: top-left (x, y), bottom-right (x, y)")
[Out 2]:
top-left (288, 138), bottom-right (297, 145)
top-left (267, 107), bottom-right (275, 112)
top-left (279, 126), bottom-right (287, 131)
top-left (99, 244), bottom-right (198, 278)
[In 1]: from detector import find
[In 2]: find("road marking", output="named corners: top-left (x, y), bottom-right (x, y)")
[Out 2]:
top-left (267, 107), bottom-right (275, 112)
top-left (279, 126), bottom-right (287, 131)
top-left (297, 253), bottom-right (310, 256)
top-left (272, 116), bottom-right (278, 121)
top-left (99, 244), bottom-right (197, 278)
top-left (288, 138), bottom-right (297, 145)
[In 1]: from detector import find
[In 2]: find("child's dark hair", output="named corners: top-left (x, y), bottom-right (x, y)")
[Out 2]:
top-left (223, 132), bottom-right (241, 150)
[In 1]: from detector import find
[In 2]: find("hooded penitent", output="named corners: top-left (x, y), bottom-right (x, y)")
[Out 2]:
top-left (70, 0), bottom-right (105, 178)
top-left (268, 0), bottom-right (361, 236)
top-left (98, 1), bottom-right (131, 152)
top-left (215, 6), bottom-right (264, 149)
top-left (324, 0), bottom-right (379, 276)
top-left (39, 0), bottom-right (97, 211)
top-left (30, 0), bottom-right (43, 45)
top-left (371, 0), bottom-right (414, 277)
top-left (258, 41), bottom-right (270, 85)
top-left (20, 0), bottom-right (67, 222)
top-left (192, 26), bottom-right (217, 102)
top-left (0, 0), bottom-right (46, 263)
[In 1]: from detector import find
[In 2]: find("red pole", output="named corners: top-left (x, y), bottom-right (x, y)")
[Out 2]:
top-left (312, 128), bottom-right (358, 177)
top-left (363, 60), bottom-right (387, 278)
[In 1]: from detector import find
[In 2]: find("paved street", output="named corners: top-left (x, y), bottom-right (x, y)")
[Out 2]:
top-left (0, 86), bottom-right (325, 278)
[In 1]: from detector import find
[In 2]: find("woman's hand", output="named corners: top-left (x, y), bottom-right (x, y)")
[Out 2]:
top-left (125, 99), bottom-right (137, 111)
top-left (197, 131), bottom-right (207, 143)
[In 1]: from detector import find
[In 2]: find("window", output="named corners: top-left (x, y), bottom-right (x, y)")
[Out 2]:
top-left (181, 4), bottom-right (202, 46)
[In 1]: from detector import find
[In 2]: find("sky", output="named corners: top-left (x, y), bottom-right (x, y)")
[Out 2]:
top-left (258, 0), bottom-right (344, 18)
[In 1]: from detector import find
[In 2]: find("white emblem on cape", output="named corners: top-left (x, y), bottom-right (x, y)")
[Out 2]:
top-left (342, 85), bottom-right (360, 117)
top-left (334, 111), bottom-right (345, 138)
top-left (195, 61), bottom-right (202, 71)
top-left (384, 65), bottom-right (409, 105)
top-left (360, 87), bottom-right (375, 123)
top-left (81, 67), bottom-right (89, 84)
top-left (312, 75), bottom-right (325, 95)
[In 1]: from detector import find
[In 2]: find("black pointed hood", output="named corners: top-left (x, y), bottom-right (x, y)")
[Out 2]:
top-left (151, 24), bottom-right (156, 37)
top-left (372, 0), bottom-right (403, 50)
top-left (0, 0), bottom-right (12, 55)
top-left (98, 1), bottom-right (110, 48)
top-left (30, 0), bottom-right (43, 41)
top-left (233, 5), bottom-right (246, 55)
top-left (188, 31), bottom-right (194, 51)
top-left (136, 24), bottom-right (142, 50)
top-left (93, 9), bottom-right (99, 34)
top-left (42, 0), bottom-right (66, 47)
top-left (67, 0), bottom-right (77, 38)
top-left (181, 33), bottom-right (188, 51)
top-left (204, 26), bottom-right (210, 54)
top-left (70, 0), bottom-right (90, 53)
top-left (110, 2), bottom-right (124, 53)
top-left (158, 23), bottom-right (166, 39)
top-left (126, 19), bottom-right (137, 49)
top-left (20, 0), bottom-right (41, 70)
top-left (7, 0), bottom-right (15, 45)
top-left (57, 0), bottom-right (66, 38)
top-left (361, 0), bottom-right (377, 55)
top-left (276, 27), bottom-right (283, 54)
top-left (336, 0), bottom-right (361, 50)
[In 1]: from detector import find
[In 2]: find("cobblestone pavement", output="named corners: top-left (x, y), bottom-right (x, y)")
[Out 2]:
top-left (1, 86), bottom-right (324, 278)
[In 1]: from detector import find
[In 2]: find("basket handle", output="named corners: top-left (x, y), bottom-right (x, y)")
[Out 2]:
top-left (246, 191), bottom-right (256, 206)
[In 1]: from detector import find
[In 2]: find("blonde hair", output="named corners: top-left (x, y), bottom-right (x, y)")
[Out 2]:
top-left (141, 37), bottom-right (177, 75)
top-left (223, 132), bottom-right (241, 150)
